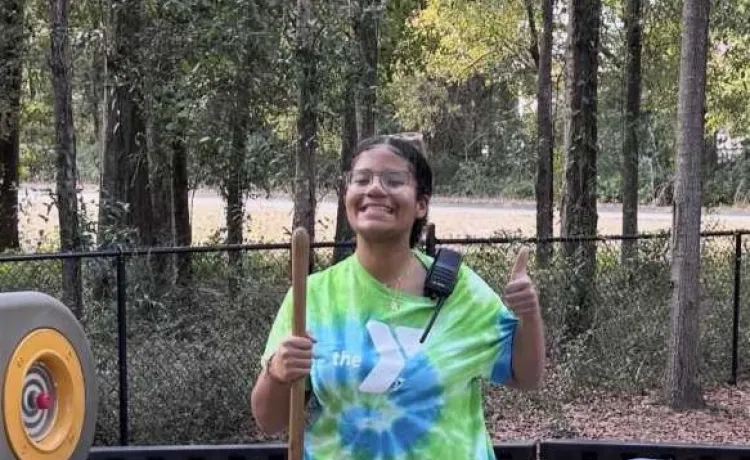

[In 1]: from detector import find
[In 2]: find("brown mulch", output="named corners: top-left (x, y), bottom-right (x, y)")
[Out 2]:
top-left (246, 383), bottom-right (750, 449)
top-left (487, 382), bottom-right (750, 446)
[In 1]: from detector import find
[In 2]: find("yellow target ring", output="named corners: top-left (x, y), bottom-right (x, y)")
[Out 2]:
top-left (3, 328), bottom-right (86, 460)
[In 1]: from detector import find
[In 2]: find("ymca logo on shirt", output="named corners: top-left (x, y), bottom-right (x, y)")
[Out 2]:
top-left (330, 319), bottom-right (424, 394)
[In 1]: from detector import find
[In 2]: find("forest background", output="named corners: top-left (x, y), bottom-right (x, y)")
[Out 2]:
top-left (1, 0), bottom-right (750, 448)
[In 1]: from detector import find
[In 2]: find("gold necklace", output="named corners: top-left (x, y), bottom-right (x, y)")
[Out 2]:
top-left (386, 260), bottom-right (412, 311)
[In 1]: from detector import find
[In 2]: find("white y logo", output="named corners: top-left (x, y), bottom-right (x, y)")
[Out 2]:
top-left (358, 320), bottom-right (423, 394)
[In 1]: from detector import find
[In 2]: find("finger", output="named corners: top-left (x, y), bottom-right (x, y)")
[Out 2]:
top-left (286, 361), bottom-right (313, 376)
top-left (503, 292), bottom-right (539, 310)
top-left (284, 358), bottom-right (312, 370)
top-left (509, 247), bottom-right (530, 281)
top-left (285, 369), bottom-right (312, 381)
top-left (505, 288), bottom-right (536, 301)
top-left (508, 297), bottom-right (538, 308)
top-left (280, 348), bottom-right (313, 360)
top-left (278, 348), bottom-right (311, 365)
top-left (504, 292), bottom-right (537, 306)
top-left (516, 303), bottom-right (540, 314)
top-left (513, 307), bottom-right (539, 317)
top-left (285, 337), bottom-right (315, 350)
top-left (504, 278), bottom-right (532, 294)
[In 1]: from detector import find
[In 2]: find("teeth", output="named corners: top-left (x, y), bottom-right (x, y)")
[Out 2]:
top-left (362, 205), bottom-right (391, 212)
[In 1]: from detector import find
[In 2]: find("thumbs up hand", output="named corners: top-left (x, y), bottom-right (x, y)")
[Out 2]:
top-left (503, 247), bottom-right (540, 319)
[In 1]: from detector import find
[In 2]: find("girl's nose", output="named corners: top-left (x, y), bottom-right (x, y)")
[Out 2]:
top-left (364, 177), bottom-right (387, 195)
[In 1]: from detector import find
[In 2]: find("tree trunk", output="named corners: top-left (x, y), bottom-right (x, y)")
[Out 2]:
top-left (353, 0), bottom-right (378, 139)
top-left (225, 81), bottom-right (250, 296)
top-left (128, 142), bottom-right (154, 247)
top-left (146, 98), bottom-right (174, 290)
top-left (95, 0), bottom-right (148, 298)
top-left (703, 130), bottom-right (718, 185)
top-left (173, 136), bottom-right (191, 286)
top-left (49, 0), bottom-right (83, 316)
top-left (663, 0), bottom-right (710, 411)
top-left (333, 73), bottom-right (358, 263)
top-left (98, 87), bottom-right (129, 244)
top-left (98, 0), bottom-right (150, 247)
top-left (293, 0), bottom-right (317, 242)
top-left (0, 0), bottom-right (23, 252)
top-left (621, 0), bottom-right (643, 263)
top-left (534, 0), bottom-right (554, 268)
top-left (560, 0), bottom-right (601, 338)
top-left (226, 135), bottom-right (245, 246)
top-left (88, 36), bottom-right (104, 146)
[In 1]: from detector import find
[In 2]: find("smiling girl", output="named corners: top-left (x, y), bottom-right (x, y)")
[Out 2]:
top-left (250, 134), bottom-right (545, 459)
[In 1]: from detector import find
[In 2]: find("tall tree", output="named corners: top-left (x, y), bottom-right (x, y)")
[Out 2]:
top-left (0, 0), bottom-right (23, 252)
top-left (49, 0), bottom-right (83, 315)
top-left (663, 0), bottom-right (711, 410)
top-left (293, 0), bottom-right (318, 241)
top-left (529, 0), bottom-right (555, 267)
top-left (140, 3), bottom-right (196, 288)
top-left (560, 0), bottom-right (602, 337)
top-left (226, 81), bottom-right (249, 286)
top-left (353, 0), bottom-right (379, 139)
top-left (621, 0), bottom-right (643, 262)
top-left (99, 0), bottom-right (153, 248)
top-left (172, 135), bottom-right (191, 284)
top-left (331, 0), bottom-right (379, 259)
top-left (220, 0), bottom-right (283, 293)
top-left (94, 0), bottom-right (151, 298)
top-left (333, 71), bottom-right (358, 262)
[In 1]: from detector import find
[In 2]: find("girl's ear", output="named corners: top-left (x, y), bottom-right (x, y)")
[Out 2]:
top-left (416, 195), bottom-right (429, 219)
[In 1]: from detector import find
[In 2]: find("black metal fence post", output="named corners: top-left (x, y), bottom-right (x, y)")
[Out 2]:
top-left (116, 250), bottom-right (129, 445)
top-left (425, 223), bottom-right (437, 257)
top-left (731, 232), bottom-right (742, 385)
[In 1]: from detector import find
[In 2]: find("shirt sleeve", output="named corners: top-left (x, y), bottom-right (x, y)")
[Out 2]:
top-left (260, 287), bottom-right (293, 371)
top-left (448, 266), bottom-right (519, 384)
top-left (482, 298), bottom-right (519, 385)
top-left (259, 288), bottom-right (313, 393)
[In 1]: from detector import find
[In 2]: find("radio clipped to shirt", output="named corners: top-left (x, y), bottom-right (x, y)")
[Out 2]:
top-left (420, 248), bottom-right (463, 343)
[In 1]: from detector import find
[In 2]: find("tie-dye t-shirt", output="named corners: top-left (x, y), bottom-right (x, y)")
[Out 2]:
top-left (260, 250), bottom-right (518, 460)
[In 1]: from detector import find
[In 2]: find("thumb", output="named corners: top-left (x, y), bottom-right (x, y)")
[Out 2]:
top-left (509, 247), bottom-right (529, 281)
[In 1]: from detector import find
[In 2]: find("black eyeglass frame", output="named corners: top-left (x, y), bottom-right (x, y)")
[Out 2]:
top-left (342, 169), bottom-right (414, 191)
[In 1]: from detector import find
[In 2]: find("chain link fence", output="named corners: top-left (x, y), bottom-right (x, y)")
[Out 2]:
top-left (1, 231), bottom-right (748, 447)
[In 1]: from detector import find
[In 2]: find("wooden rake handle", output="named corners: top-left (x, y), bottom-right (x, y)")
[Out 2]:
top-left (288, 227), bottom-right (309, 460)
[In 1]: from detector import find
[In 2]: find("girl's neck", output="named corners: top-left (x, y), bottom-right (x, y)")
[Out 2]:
top-left (355, 237), bottom-right (415, 285)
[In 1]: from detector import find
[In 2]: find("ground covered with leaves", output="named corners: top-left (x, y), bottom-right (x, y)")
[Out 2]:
top-left (486, 381), bottom-right (750, 446)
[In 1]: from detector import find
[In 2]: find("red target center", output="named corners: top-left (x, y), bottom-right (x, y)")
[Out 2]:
top-left (35, 392), bottom-right (52, 410)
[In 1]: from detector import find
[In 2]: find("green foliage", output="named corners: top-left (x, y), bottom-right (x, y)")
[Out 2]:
top-left (706, 11), bottom-right (750, 137)
top-left (410, 0), bottom-right (530, 83)
top-left (19, 73), bottom-right (55, 181)
top-left (13, 0), bottom-right (750, 207)
top-left (703, 149), bottom-right (750, 206)
top-left (380, 0), bottom-right (430, 84)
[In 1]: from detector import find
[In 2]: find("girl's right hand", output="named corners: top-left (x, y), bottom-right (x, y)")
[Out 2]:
top-left (268, 332), bottom-right (316, 383)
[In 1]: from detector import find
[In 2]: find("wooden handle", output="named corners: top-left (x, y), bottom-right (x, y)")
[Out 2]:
top-left (288, 227), bottom-right (309, 460)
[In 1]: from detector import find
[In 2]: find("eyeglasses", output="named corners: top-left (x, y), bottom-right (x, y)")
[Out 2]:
top-left (344, 169), bottom-right (412, 191)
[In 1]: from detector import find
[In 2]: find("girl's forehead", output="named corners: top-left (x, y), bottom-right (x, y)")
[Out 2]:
top-left (354, 146), bottom-right (410, 167)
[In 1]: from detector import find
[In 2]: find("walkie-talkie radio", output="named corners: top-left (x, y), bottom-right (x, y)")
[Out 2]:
top-left (420, 248), bottom-right (462, 343)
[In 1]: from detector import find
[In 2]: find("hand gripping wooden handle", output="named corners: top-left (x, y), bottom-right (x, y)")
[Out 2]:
top-left (288, 227), bottom-right (310, 460)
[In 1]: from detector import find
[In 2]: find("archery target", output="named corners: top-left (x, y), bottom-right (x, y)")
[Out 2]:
top-left (0, 292), bottom-right (98, 460)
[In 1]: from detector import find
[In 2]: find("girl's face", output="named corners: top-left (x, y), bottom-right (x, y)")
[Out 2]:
top-left (344, 146), bottom-right (427, 246)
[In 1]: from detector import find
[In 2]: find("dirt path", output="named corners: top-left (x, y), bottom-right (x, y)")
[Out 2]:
top-left (487, 382), bottom-right (750, 445)
top-left (15, 184), bottom-right (750, 247)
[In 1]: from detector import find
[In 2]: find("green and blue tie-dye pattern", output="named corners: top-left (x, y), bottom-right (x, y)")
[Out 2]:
top-left (261, 250), bottom-right (518, 460)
